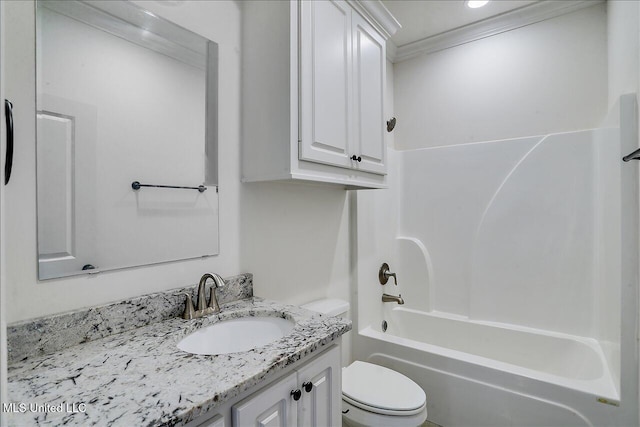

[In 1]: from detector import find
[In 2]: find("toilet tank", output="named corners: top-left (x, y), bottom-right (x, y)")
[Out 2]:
top-left (302, 299), bottom-right (351, 366)
top-left (301, 298), bottom-right (350, 317)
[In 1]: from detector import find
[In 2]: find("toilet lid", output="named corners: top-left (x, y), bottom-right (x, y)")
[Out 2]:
top-left (342, 361), bottom-right (426, 414)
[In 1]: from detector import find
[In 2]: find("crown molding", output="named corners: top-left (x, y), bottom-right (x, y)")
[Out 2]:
top-left (386, 39), bottom-right (398, 63)
top-left (392, 0), bottom-right (604, 63)
top-left (349, 0), bottom-right (402, 39)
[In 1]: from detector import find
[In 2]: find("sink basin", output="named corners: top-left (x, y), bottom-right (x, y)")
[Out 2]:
top-left (177, 316), bottom-right (295, 355)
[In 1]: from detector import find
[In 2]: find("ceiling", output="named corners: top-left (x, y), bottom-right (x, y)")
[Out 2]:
top-left (381, 0), bottom-right (540, 47)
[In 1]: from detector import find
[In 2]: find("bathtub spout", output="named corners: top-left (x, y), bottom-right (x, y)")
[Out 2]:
top-left (382, 293), bottom-right (404, 304)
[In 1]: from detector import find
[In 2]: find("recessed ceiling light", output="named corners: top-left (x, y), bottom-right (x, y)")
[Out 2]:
top-left (467, 0), bottom-right (489, 8)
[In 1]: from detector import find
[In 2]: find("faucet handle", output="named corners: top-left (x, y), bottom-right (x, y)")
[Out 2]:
top-left (182, 293), bottom-right (196, 319)
top-left (379, 263), bottom-right (397, 285)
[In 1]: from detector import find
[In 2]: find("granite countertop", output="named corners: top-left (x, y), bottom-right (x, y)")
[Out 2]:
top-left (7, 296), bottom-right (351, 426)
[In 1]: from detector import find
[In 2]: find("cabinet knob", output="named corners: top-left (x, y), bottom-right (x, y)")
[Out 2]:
top-left (351, 155), bottom-right (362, 162)
top-left (291, 389), bottom-right (302, 401)
top-left (302, 381), bottom-right (313, 393)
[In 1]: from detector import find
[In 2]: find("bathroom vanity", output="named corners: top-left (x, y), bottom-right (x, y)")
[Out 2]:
top-left (5, 274), bottom-right (350, 426)
top-left (190, 344), bottom-right (341, 427)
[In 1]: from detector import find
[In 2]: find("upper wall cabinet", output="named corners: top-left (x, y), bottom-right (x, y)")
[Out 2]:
top-left (351, 10), bottom-right (387, 175)
top-left (241, 0), bottom-right (395, 189)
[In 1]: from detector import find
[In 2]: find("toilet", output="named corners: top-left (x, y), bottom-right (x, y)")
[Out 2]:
top-left (301, 299), bottom-right (428, 427)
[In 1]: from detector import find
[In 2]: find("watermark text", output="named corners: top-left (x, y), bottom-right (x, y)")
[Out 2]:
top-left (2, 402), bottom-right (87, 414)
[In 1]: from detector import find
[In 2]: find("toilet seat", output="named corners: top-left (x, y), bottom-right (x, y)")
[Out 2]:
top-left (343, 394), bottom-right (426, 416)
top-left (342, 361), bottom-right (426, 416)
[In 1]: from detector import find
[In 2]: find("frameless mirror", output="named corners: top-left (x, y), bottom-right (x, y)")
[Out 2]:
top-left (36, 0), bottom-right (219, 280)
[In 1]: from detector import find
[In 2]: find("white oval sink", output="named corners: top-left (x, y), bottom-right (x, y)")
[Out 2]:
top-left (177, 316), bottom-right (295, 355)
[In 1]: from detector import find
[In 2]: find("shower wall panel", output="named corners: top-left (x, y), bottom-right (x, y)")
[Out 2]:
top-left (398, 129), bottom-right (618, 338)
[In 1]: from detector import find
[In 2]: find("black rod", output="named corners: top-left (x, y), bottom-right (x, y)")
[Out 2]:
top-left (5, 99), bottom-right (14, 185)
top-left (623, 148), bottom-right (640, 162)
top-left (131, 181), bottom-right (207, 193)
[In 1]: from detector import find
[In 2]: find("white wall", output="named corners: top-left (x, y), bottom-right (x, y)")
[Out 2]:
top-left (606, 1), bottom-right (640, 422)
top-left (355, 149), bottom-right (399, 333)
top-left (608, 1), bottom-right (639, 109)
top-left (385, 59), bottom-right (395, 150)
top-left (4, 0), bottom-right (353, 337)
top-left (355, 58), bottom-right (398, 335)
top-left (240, 182), bottom-right (350, 307)
top-left (376, 4), bottom-right (608, 336)
top-left (1, 0), bottom-right (352, 327)
top-left (4, 0), bottom-right (241, 323)
top-left (394, 4), bottom-right (607, 150)
top-left (0, 0), bottom-right (7, 423)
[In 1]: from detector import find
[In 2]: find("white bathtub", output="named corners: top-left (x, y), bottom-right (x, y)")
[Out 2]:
top-left (353, 307), bottom-right (623, 427)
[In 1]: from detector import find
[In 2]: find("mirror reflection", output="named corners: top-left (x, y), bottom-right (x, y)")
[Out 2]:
top-left (36, 0), bottom-right (219, 280)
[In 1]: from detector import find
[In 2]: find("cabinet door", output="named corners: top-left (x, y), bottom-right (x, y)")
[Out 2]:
top-left (299, 0), bottom-right (353, 170)
top-left (297, 346), bottom-right (341, 427)
top-left (232, 372), bottom-right (298, 427)
top-left (197, 414), bottom-right (225, 427)
top-left (352, 12), bottom-right (386, 175)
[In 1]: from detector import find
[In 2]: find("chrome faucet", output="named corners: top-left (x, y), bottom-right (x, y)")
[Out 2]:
top-left (382, 293), bottom-right (404, 305)
top-left (183, 273), bottom-right (225, 319)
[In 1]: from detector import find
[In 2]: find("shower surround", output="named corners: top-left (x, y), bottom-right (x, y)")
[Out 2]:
top-left (354, 95), bottom-right (639, 426)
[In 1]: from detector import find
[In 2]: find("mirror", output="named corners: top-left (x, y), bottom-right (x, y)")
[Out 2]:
top-left (36, 0), bottom-right (219, 280)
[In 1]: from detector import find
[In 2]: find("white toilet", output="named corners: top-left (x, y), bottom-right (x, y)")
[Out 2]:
top-left (301, 299), bottom-right (428, 427)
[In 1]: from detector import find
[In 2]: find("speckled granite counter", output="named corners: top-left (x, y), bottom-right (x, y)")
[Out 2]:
top-left (6, 276), bottom-right (351, 426)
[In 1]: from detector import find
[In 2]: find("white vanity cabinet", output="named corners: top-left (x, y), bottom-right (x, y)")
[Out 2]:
top-left (194, 414), bottom-right (226, 427)
top-left (233, 345), bottom-right (341, 427)
top-left (189, 344), bottom-right (342, 427)
top-left (296, 345), bottom-right (342, 426)
top-left (232, 372), bottom-right (299, 426)
top-left (242, 0), bottom-right (393, 189)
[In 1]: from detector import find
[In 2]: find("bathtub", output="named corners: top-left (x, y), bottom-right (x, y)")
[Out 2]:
top-left (353, 307), bottom-right (623, 427)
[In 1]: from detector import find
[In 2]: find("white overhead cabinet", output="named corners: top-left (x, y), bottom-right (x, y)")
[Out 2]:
top-left (298, 0), bottom-right (353, 172)
top-left (242, 0), bottom-right (392, 189)
top-left (351, 11), bottom-right (386, 175)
